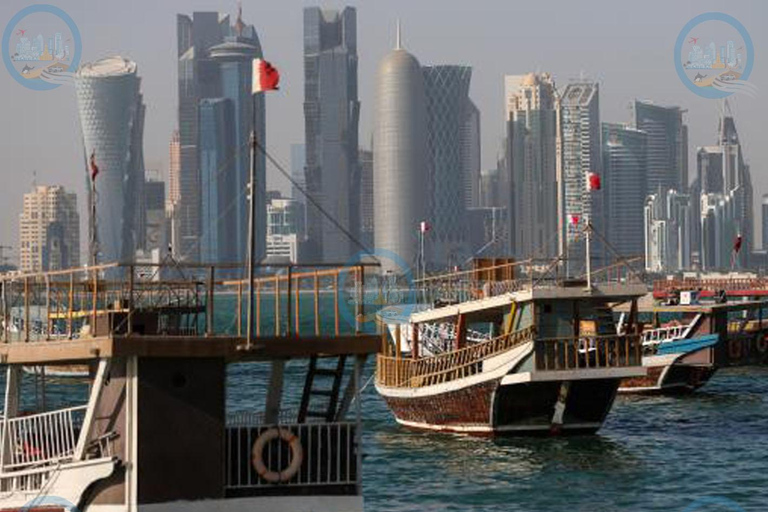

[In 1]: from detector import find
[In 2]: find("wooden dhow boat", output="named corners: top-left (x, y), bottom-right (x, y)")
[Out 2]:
top-left (375, 260), bottom-right (648, 436)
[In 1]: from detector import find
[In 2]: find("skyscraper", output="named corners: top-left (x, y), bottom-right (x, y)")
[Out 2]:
top-left (359, 148), bottom-right (374, 248)
top-left (143, 177), bottom-right (167, 255)
top-left (303, 7), bottom-right (360, 262)
top-left (19, 185), bottom-right (80, 272)
top-left (695, 108), bottom-right (753, 270)
top-left (633, 100), bottom-right (687, 194)
top-left (461, 100), bottom-right (481, 209)
top-left (374, 25), bottom-right (428, 273)
top-left (602, 122), bottom-right (647, 260)
top-left (290, 143), bottom-right (306, 204)
top-left (504, 73), bottom-right (558, 259)
top-left (644, 189), bottom-right (691, 273)
top-left (75, 56), bottom-right (145, 264)
top-left (559, 82), bottom-right (603, 268)
top-left (199, 98), bottom-right (237, 263)
top-left (422, 65), bottom-right (472, 267)
top-left (208, 15), bottom-right (266, 265)
top-left (763, 194), bottom-right (768, 251)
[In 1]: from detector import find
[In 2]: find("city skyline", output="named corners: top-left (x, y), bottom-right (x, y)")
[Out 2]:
top-left (1, 0), bottom-right (767, 263)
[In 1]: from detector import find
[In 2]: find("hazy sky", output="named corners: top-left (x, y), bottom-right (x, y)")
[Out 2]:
top-left (1, 0), bottom-right (767, 262)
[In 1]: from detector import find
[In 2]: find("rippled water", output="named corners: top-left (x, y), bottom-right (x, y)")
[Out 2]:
top-left (358, 366), bottom-right (768, 512)
top-left (18, 358), bottom-right (767, 511)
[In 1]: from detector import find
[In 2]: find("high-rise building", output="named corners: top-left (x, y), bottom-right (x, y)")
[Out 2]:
top-left (266, 197), bottom-right (305, 263)
top-left (199, 98), bottom-right (238, 263)
top-left (479, 168), bottom-right (501, 208)
top-left (763, 194), bottom-right (768, 250)
top-left (603, 122), bottom-right (648, 260)
top-left (19, 185), bottom-right (80, 272)
top-left (359, 148), bottom-right (374, 248)
top-left (75, 56), bottom-right (145, 264)
top-left (504, 73), bottom-right (558, 259)
top-left (644, 189), bottom-right (691, 273)
top-left (208, 14), bottom-right (266, 265)
top-left (695, 109), bottom-right (753, 270)
top-left (559, 82), bottom-right (603, 269)
top-left (422, 65), bottom-right (472, 268)
top-left (303, 7), bottom-right (360, 263)
top-left (461, 100), bottom-right (481, 208)
top-left (143, 177), bottom-right (167, 256)
top-left (633, 100), bottom-right (687, 194)
top-left (290, 143), bottom-right (306, 203)
top-left (374, 26), bottom-right (428, 273)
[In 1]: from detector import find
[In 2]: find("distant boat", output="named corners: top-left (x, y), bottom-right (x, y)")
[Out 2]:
top-left (21, 64), bottom-right (35, 74)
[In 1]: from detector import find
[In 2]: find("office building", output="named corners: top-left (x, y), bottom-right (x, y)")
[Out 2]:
top-left (373, 25), bottom-right (428, 273)
top-left (359, 148), bottom-right (374, 248)
top-left (303, 7), bottom-right (360, 262)
top-left (423, 64), bottom-right (472, 267)
top-left (461, 100), bottom-right (481, 208)
top-left (504, 73), bottom-right (558, 259)
top-left (75, 56), bottom-right (145, 264)
top-left (266, 197), bottom-right (305, 263)
top-left (19, 185), bottom-right (80, 272)
top-left (603, 122), bottom-right (648, 260)
top-left (633, 100), bottom-right (687, 194)
top-left (143, 177), bottom-right (167, 254)
top-left (644, 189), bottom-right (691, 273)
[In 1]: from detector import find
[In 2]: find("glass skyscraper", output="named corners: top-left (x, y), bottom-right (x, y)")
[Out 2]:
top-left (633, 100), bottom-right (687, 195)
top-left (75, 56), bottom-right (145, 264)
top-left (303, 6), bottom-right (360, 263)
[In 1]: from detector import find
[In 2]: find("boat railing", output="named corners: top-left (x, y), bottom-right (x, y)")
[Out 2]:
top-left (225, 420), bottom-right (358, 492)
top-left (0, 405), bottom-right (87, 470)
top-left (641, 324), bottom-right (689, 345)
top-left (534, 334), bottom-right (642, 372)
top-left (0, 260), bottom-right (378, 343)
top-left (377, 326), bottom-right (536, 388)
top-left (654, 277), bottom-right (768, 296)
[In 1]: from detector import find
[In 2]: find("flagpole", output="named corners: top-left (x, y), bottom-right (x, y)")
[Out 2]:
top-left (246, 97), bottom-right (259, 350)
top-left (585, 214), bottom-right (591, 290)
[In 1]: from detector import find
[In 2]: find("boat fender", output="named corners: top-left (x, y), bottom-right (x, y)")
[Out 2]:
top-left (757, 335), bottom-right (768, 354)
top-left (252, 427), bottom-right (304, 483)
top-left (728, 338), bottom-right (742, 360)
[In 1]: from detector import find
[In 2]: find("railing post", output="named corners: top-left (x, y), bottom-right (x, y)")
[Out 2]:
top-left (1, 278), bottom-right (7, 343)
top-left (286, 266), bottom-right (292, 337)
top-left (45, 275), bottom-right (51, 341)
top-left (237, 281), bottom-right (243, 337)
top-left (67, 273), bottom-right (74, 339)
top-left (334, 270), bottom-right (340, 336)
top-left (23, 277), bottom-right (30, 343)
top-left (274, 275), bottom-right (280, 337)
top-left (127, 265), bottom-right (135, 336)
top-left (91, 270), bottom-right (98, 337)
top-left (206, 266), bottom-right (214, 337)
top-left (314, 270), bottom-right (320, 336)
top-left (356, 265), bottom-right (365, 334)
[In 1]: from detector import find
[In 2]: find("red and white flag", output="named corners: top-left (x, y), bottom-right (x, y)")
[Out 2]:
top-left (419, 221), bottom-right (431, 234)
top-left (587, 172), bottom-right (601, 191)
top-left (733, 234), bottom-right (743, 254)
top-left (89, 151), bottom-right (99, 182)
top-left (252, 59), bottom-right (280, 93)
top-left (569, 215), bottom-right (580, 226)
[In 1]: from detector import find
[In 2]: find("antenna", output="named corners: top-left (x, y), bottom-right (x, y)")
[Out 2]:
top-left (395, 19), bottom-right (402, 50)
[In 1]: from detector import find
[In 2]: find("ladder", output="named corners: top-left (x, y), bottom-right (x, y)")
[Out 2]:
top-left (298, 355), bottom-right (347, 423)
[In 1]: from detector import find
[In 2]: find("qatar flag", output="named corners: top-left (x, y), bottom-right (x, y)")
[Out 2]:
top-left (733, 235), bottom-right (743, 253)
top-left (420, 221), bottom-right (431, 234)
top-left (252, 59), bottom-right (280, 94)
top-left (89, 151), bottom-right (99, 182)
top-left (586, 172), bottom-right (601, 191)
top-left (569, 215), bottom-right (580, 226)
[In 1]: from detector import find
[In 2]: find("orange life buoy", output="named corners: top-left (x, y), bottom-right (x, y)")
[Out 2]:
top-left (728, 338), bottom-right (742, 360)
top-left (252, 428), bottom-right (303, 483)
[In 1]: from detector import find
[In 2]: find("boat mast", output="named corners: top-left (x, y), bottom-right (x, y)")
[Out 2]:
top-left (246, 100), bottom-right (259, 349)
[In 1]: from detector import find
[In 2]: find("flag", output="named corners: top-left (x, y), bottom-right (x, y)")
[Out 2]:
top-left (569, 215), bottom-right (580, 226)
top-left (252, 59), bottom-right (280, 93)
top-left (420, 221), bottom-right (431, 233)
top-left (89, 151), bottom-right (99, 182)
top-left (733, 235), bottom-right (743, 253)
top-left (587, 172), bottom-right (601, 191)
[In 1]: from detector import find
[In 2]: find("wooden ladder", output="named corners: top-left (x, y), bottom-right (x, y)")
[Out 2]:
top-left (298, 355), bottom-right (347, 423)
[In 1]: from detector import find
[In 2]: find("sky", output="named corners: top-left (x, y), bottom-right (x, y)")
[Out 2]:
top-left (1, 0), bottom-right (767, 263)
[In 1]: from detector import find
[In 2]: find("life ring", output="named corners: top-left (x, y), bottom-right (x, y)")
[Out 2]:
top-left (728, 338), bottom-right (742, 360)
top-left (252, 428), bottom-right (303, 483)
top-left (757, 335), bottom-right (768, 354)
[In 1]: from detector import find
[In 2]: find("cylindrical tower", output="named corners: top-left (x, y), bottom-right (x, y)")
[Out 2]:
top-left (373, 35), bottom-right (428, 274)
top-left (75, 56), bottom-right (144, 264)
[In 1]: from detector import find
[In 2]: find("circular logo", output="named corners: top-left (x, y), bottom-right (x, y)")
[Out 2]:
top-left (339, 249), bottom-right (418, 332)
top-left (3, 4), bottom-right (82, 90)
top-left (675, 12), bottom-right (754, 99)
top-left (682, 496), bottom-right (745, 512)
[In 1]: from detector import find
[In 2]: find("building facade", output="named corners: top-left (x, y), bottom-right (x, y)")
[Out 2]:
top-left (359, 148), bottom-right (374, 248)
top-left (143, 178), bottom-right (167, 255)
top-left (266, 197), bottom-right (305, 263)
top-left (303, 7), bottom-right (360, 263)
top-left (504, 73), bottom-right (558, 260)
top-left (603, 122), bottom-right (648, 261)
top-left (422, 65), bottom-right (472, 268)
top-left (558, 82), bottom-right (603, 269)
top-left (19, 186), bottom-right (80, 272)
top-left (633, 100), bottom-right (687, 195)
top-left (374, 28), bottom-right (428, 273)
top-left (644, 189), bottom-right (691, 273)
top-left (75, 56), bottom-right (145, 264)
top-left (461, 99), bottom-right (481, 209)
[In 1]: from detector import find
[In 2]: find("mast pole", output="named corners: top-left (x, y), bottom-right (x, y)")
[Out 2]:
top-left (246, 98), bottom-right (259, 349)
top-left (585, 215), bottom-right (592, 289)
